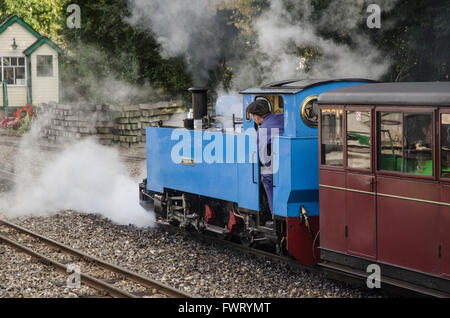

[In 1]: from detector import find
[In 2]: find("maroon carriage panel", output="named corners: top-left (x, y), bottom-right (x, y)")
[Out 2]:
top-left (319, 185), bottom-right (346, 253)
top-left (319, 106), bottom-right (347, 254)
top-left (318, 82), bottom-right (450, 292)
top-left (345, 173), bottom-right (377, 259)
top-left (377, 176), bottom-right (441, 275)
top-left (440, 184), bottom-right (450, 278)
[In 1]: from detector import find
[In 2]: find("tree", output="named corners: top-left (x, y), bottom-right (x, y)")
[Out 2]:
top-left (60, 0), bottom-right (193, 102)
top-left (0, 0), bottom-right (68, 46)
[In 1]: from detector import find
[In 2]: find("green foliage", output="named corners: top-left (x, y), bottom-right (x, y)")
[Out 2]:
top-left (379, 0), bottom-right (450, 81)
top-left (1, 0), bottom-right (448, 105)
top-left (61, 0), bottom-right (193, 102)
top-left (215, 0), bottom-right (269, 35)
top-left (0, 0), bottom-right (68, 46)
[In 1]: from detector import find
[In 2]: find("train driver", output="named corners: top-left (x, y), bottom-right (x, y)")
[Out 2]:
top-left (246, 99), bottom-right (284, 216)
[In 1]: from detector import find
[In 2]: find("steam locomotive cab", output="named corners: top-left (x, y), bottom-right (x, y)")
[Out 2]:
top-left (140, 78), bottom-right (375, 264)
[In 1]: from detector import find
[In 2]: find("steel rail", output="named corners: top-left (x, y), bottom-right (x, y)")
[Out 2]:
top-left (158, 221), bottom-right (450, 298)
top-left (0, 219), bottom-right (193, 298)
top-left (0, 168), bottom-right (16, 180)
top-left (0, 233), bottom-right (137, 298)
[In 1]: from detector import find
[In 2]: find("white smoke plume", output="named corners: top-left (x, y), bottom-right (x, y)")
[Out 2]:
top-left (232, 0), bottom-right (399, 87)
top-left (125, 0), bottom-right (226, 85)
top-left (126, 0), bottom-right (399, 90)
top-left (0, 116), bottom-right (155, 228)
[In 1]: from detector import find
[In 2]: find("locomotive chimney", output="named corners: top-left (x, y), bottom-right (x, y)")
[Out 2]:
top-left (188, 87), bottom-right (208, 120)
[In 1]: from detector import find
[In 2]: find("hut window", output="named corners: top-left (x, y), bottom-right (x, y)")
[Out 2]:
top-left (1, 56), bottom-right (26, 85)
top-left (37, 55), bottom-right (53, 77)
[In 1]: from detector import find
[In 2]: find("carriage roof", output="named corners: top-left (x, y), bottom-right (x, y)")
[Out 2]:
top-left (318, 82), bottom-right (450, 106)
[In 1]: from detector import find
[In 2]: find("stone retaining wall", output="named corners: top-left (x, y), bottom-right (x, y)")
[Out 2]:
top-left (38, 101), bottom-right (187, 148)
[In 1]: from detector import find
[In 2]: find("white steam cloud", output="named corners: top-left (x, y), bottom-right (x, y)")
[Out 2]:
top-left (233, 0), bottom-right (398, 86)
top-left (63, 43), bottom-right (163, 104)
top-left (126, 0), bottom-right (399, 89)
top-left (125, 0), bottom-right (225, 85)
top-left (0, 116), bottom-right (155, 228)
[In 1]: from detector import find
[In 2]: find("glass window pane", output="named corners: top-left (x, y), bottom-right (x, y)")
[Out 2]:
top-left (441, 114), bottom-right (450, 178)
top-left (3, 57), bottom-right (10, 66)
top-left (404, 113), bottom-right (433, 176)
top-left (378, 112), bottom-right (403, 172)
top-left (321, 109), bottom-right (343, 166)
top-left (10, 57), bottom-right (17, 66)
top-left (18, 57), bottom-right (25, 66)
top-left (37, 55), bottom-right (53, 76)
top-left (3, 67), bottom-right (14, 84)
top-left (15, 67), bottom-right (25, 79)
top-left (16, 67), bottom-right (25, 80)
top-left (347, 111), bottom-right (371, 169)
top-left (15, 67), bottom-right (26, 85)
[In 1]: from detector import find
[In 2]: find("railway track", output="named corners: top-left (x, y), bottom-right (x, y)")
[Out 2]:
top-left (157, 221), bottom-right (450, 298)
top-left (1, 143), bottom-right (448, 298)
top-left (0, 167), bottom-right (16, 181)
top-left (0, 219), bottom-right (193, 298)
top-left (0, 163), bottom-right (190, 298)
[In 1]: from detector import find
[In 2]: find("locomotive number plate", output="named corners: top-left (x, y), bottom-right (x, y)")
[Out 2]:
top-left (181, 158), bottom-right (195, 166)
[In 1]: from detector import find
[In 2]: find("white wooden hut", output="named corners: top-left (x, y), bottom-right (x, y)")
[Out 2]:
top-left (0, 15), bottom-right (63, 117)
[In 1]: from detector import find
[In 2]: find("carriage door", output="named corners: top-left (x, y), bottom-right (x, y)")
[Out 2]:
top-left (440, 111), bottom-right (450, 278)
top-left (345, 108), bottom-right (377, 259)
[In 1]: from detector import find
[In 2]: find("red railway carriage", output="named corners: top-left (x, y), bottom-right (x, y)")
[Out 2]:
top-left (317, 82), bottom-right (450, 293)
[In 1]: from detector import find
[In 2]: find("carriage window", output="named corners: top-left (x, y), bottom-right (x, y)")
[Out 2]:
top-left (441, 114), bottom-right (450, 178)
top-left (347, 111), bottom-right (371, 169)
top-left (378, 112), bottom-right (433, 176)
top-left (321, 109), bottom-right (343, 166)
top-left (378, 112), bottom-right (403, 172)
top-left (404, 113), bottom-right (433, 176)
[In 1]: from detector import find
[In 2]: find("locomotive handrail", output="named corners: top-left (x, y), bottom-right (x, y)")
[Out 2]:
top-left (252, 151), bottom-right (257, 184)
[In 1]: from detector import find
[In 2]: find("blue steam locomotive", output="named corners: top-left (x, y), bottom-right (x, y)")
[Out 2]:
top-left (139, 79), bottom-right (374, 264)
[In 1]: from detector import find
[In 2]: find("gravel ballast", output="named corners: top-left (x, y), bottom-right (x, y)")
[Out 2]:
top-left (1, 211), bottom-right (384, 298)
top-left (0, 134), bottom-right (384, 298)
